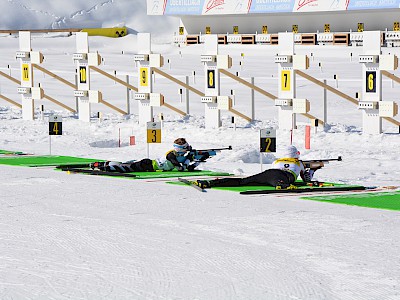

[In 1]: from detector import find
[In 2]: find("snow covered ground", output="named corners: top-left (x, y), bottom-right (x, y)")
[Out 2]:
top-left (1, 1), bottom-right (400, 299)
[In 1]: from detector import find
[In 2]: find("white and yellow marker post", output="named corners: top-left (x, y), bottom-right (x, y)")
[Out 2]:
top-left (73, 32), bottom-right (102, 122)
top-left (146, 121), bottom-right (161, 158)
top-left (48, 115), bottom-right (62, 155)
top-left (274, 32), bottom-right (310, 130)
top-left (16, 31), bottom-right (44, 120)
top-left (200, 35), bottom-right (233, 129)
top-left (358, 31), bottom-right (398, 134)
top-left (134, 33), bottom-right (164, 126)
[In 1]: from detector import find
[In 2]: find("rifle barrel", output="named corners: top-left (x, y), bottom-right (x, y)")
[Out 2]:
top-left (302, 156), bottom-right (342, 163)
top-left (193, 146), bottom-right (232, 152)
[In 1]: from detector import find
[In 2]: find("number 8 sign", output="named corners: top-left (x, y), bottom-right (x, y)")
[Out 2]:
top-left (207, 69), bottom-right (215, 89)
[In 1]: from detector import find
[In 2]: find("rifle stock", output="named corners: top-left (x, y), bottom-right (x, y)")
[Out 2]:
top-left (302, 156), bottom-right (342, 168)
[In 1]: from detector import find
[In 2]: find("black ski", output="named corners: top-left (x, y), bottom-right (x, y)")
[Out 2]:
top-left (55, 163), bottom-right (93, 169)
top-left (240, 186), bottom-right (366, 195)
top-left (60, 168), bottom-right (137, 178)
top-left (178, 178), bottom-right (206, 192)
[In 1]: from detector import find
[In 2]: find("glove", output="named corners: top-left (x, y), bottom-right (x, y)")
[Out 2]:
top-left (184, 151), bottom-right (194, 161)
top-left (177, 163), bottom-right (186, 172)
top-left (199, 152), bottom-right (210, 162)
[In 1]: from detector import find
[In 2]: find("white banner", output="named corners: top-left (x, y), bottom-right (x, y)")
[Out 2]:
top-left (293, 0), bottom-right (349, 12)
top-left (147, 0), bottom-right (166, 15)
top-left (146, 0), bottom-right (400, 15)
top-left (202, 0), bottom-right (250, 14)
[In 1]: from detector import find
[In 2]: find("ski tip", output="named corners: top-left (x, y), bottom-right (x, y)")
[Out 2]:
top-left (178, 177), bottom-right (207, 192)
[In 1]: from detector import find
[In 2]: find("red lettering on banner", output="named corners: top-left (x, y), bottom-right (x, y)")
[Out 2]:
top-left (205, 0), bottom-right (225, 13)
top-left (297, 0), bottom-right (318, 10)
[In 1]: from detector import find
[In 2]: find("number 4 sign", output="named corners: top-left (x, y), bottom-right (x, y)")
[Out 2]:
top-left (49, 115), bottom-right (63, 135)
top-left (48, 115), bottom-right (62, 155)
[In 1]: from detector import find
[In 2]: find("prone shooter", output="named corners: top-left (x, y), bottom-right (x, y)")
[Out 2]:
top-left (89, 138), bottom-right (232, 173)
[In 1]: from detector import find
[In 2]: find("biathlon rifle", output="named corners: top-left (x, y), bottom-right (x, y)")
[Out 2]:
top-left (189, 146), bottom-right (232, 161)
top-left (301, 156), bottom-right (342, 169)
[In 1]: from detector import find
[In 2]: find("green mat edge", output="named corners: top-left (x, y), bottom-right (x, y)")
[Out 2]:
top-left (167, 180), bottom-right (364, 192)
top-left (0, 155), bottom-right (100, 166)
top-left (301, 190), bottom-right (400, 211)
top-left (58, 169), bottom-right (232, 179)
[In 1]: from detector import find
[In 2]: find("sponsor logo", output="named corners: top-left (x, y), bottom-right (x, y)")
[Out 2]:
top-left (205, 0), bottom-right (225, 13)
top-left (169, 0), bottom-right (201, 5)
top-left (297, 0), bottom-right (318, 10)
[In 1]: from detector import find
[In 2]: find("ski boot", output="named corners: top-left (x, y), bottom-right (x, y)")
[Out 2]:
top-left (193, 180), bottom-right (211, 189)
top-left (90, 161), bottom-right (107, 170)
top-left (275, 180), bottom-right (297, 190)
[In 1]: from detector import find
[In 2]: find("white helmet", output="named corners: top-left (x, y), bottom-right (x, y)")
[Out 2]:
top-left (282, 145), bottom-right (300, 158)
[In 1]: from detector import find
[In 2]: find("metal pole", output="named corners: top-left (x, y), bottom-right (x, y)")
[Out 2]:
top-left (75, 73), bottom-right (79, 113)
top-left (251, 77), bottom-right (255, 121)
top-left (126, 75), bottom-right (130, 115)
top-left (185, 75), bottom-right (189, 114)
top-left (323, 79), bottom-right (327, 124)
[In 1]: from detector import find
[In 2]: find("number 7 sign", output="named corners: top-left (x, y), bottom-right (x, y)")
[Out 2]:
top-left (281, 70), bottom-right (291, 91)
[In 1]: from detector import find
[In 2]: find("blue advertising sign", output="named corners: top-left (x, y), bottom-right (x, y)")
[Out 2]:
top-left (249, 0), bottom-right (295, 13)
top-left (348, 0), bottom-right (400, 10)
top-left (164, 0), bottom-right (205, 14)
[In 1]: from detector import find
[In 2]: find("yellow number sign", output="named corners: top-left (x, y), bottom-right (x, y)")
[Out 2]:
top-left (179, 26), bottom-right (184, 35)
top-left (147, 129), bottom-right (161, 143)
top-left (146, 122), bottom-right (161, 143)
top-left (366, 71), bottom-right (376, 93)
top-left (358, 23), bottom-right (364, 32)
top-left (79, 66), bottom-right (87, 84)
top-left (207, 70), bottom-right (215, 89)
top-left (324, 24), bottom-right (330, 33)
top-left (22, 63), bottom-right (30, 81)
top-left (205, 26), bottom-right (211, 34)
top-left (262, 26), bottom-right (268, 34)
top-left (233, 26), bottom-right (239, 34)
top-left (281, 70), bottom-right (291, 91)
top-left (292, 25), bottom-right (298, 33)
top-left (394, 22), bottom-right (400, 31)
top-left (140, 67), bottom-right (149, 87)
